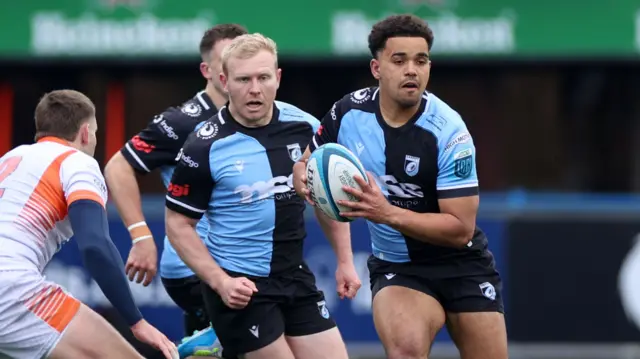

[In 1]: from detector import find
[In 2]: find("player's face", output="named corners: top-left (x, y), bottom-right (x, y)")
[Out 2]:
top-left (202, 38), bottom-right (234, 97)
top-left (80, 117), bottom-right (98, 156)
top-left (221, 50), bottom-right (281, 123)
top-left (371, 37), bottom-right (431, 108)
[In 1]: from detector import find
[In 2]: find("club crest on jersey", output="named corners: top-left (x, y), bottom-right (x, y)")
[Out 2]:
top-left (453, 149), bottom-right (473, 178)
top-left (197, 122), bottom-right (218, 140)
top-left (287, 143), bottom-right (302, 162)
top-left (317, 300), bottom-right (330, 319)
top-left (479, 282), bottom-right (496, 300)
top-left (181, 102), bottom-right (202, 117)
top-left (350, 88), bottom-right (371, 104)
top-left (404, 155), bottom-right (420, 177)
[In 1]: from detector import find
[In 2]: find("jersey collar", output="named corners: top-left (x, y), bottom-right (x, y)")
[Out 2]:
top-left (221, 102), bottom-right (280, 131)
top-left (195, 90), bottom-right (217, 113)
top-left (36, 136), bottom-right (71, 146)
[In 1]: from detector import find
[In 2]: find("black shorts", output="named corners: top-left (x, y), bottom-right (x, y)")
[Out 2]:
top-left (368, 250), bottom-right (504, 313)
top-left (202, 263), bottom-right (336, 357)
top-left (161, 275), bottom-right (210, 335)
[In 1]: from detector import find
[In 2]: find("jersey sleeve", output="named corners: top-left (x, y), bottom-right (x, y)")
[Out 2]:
top-left (165, 124), bottom-right (216, 219)
top-left (309, 99), bottom-right (346, 152)
top-left (120, 110), bottom-right (193, 173)
top-left (436, 124), bottom-right (479, 199)
top-left (60, 152), bottom-right (109, 208)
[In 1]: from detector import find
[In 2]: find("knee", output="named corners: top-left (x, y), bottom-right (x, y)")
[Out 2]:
top-left (385, 340), bottom-right (430, 359)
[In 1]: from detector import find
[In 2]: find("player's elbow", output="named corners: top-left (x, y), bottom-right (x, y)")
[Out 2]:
top-left (104, 152), bottom-right (133, 185)
top-left (451, 226), bottom-right (475, 248)
top-left (165, 209), bottom-right (196, 243)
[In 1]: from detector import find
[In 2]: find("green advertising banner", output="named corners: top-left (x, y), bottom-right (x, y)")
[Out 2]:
top-left (0, 0), bottom-right (639, 58)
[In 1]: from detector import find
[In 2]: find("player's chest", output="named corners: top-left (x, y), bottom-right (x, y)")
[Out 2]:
top-left (212, 133), bottom-right (309, 203)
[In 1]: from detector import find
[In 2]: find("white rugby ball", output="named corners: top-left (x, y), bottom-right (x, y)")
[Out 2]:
top-left (306, 143), bottom-right (368, 222)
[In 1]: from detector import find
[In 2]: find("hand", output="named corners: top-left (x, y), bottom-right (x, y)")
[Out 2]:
top-left (293, 160), bottom-right (315, 205)
top-left (125, 238), bottom-right (158, 286)
top-left (216, 276), bottom-right (258, 309)
top-left (338, 172), bottom-right (397, 224)
top-left (131, 319), bottom-right (178, 359)
top-left (336, 262), bottom-right (361, 300)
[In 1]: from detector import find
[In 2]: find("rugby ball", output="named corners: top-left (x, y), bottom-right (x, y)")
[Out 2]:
top-left (306, 143), bottom-right (368, 222)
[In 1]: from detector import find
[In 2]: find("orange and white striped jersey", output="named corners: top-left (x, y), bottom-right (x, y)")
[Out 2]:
top-left (0, 137), bottom-right (108, 272)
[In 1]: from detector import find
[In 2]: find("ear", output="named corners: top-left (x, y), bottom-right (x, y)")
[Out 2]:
top-left (220, 72), bottom-right (228, 92)
top-left (199, 61), bottom-right (210, 80)
top-left (370, 59), bottom-right (381, 80)
top-left (79, 123), bottom-right (90, 145)
top-left (275, 68), bottom-right (282, 90)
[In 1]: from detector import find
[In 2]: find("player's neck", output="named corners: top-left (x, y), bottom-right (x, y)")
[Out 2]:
top-left (228, 102), bottom-right (273, 128)
top-left (204, 82), bottom-right (228, 110)
top-left (378, 92), bottom-right (421, 128)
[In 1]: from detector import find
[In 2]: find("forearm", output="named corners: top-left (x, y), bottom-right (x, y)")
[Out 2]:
top-left (314, 207), bottom-right (353, 264)
top-left (166, 222), bottom-right (228, 290)
top-left (69, 200), bottom-right (143, 326)
top-left (387, 207), bottom-right (472, 248)
top-left (104, 154), bottom-right (146, 227)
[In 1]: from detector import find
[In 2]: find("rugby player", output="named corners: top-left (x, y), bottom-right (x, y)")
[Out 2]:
top-left (293, 14), bottom-right (508, 359)
top-left (104, 24), bottom-right (247, 357)
top-left (0, 90), bottom-right (176, 359)
top-left (165, 33), bottom-right (361, 359)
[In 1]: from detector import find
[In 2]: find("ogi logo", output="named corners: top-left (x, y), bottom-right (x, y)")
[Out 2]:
top-left (197, 122), bottom-right (218, 140)
top-left (234, 174), bottom-right (296, 204)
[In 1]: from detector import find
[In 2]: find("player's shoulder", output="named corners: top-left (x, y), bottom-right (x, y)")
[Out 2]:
top-left (337, 86), bottom-right (379, 114)
top-left (62, 149), bottom-right (102, 173)
top-left (150, 91), bottom-right (216, 128)
top-left (276, 101), bottom-right (320, 127)
top-left (185, 113), bottom-right (229, 150)
top-left (415, 92), bottom-right (468, 141)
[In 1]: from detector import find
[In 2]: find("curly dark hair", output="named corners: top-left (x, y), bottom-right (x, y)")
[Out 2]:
top-left (367, 14), bottom-right (434, 58)
top-left (199, 24), bottom-right (248, 58)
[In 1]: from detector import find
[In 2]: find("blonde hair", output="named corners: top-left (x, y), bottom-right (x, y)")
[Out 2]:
top-left (221, 33), bottom-right (278, 74)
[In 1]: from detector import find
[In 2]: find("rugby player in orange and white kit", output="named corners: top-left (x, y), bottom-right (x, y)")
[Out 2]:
top-left (0, 90), bottom-right (178, 359)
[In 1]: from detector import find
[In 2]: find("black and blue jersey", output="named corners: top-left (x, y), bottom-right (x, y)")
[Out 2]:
top-left (165, 102), bottom-right (320, 277)
top-left (120, 91), bottom-right (217, 279)
top-left (310, 86), bottom-right (488, 264)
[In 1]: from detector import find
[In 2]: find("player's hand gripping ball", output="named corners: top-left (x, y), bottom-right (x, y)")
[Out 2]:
top-left (305, 143), bottom-right (368, 222)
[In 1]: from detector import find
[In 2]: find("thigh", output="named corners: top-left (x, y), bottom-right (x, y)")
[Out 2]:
top-left (286, 327), bottom-right (347, 359)
top-left (0, 273), bottom-right (79, 359)
top-left (369, 260), bottom-right (446, 359)
top-left (242, 334), bottom-right (294, 359)
top-left (433, 256), bottom-right (507, 359)
top-left (282, 264), bottom-right (337, 338)
top-left (161, 276), bottom-right (210, 334)
top-left (49, 303), bottom-right (143, 359)
top-left (201, 281), bottom-right (284, 358)
top-left (445, 312), bottom-right (507, 359)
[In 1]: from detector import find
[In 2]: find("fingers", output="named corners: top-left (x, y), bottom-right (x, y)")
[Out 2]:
top-left (337, 199), bottom-right (365, 210)
top-left (339, 210), bottom-right (366, 218)
top-left (345, 281), bottom-right (361, 299)
top-left (127, 266), bottom-right (138, 282)
top-left (336, 279), bottom-right (346, 300)
top-left (142, 268), bottom-right (157, 287)
top-left (341, 185), bottom-right (364, 200)
top-left (352, 175), bottom-right (370, 190)
top-left (135, 269), bottom-right (146, 284)
top-left (303, 189), bottom-right (315, 206)
top-left (239, 277), bottom-right (258, 292)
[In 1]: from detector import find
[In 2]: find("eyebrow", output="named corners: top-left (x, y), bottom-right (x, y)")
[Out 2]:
top-left (392, 52), bottom-right (430, 58)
